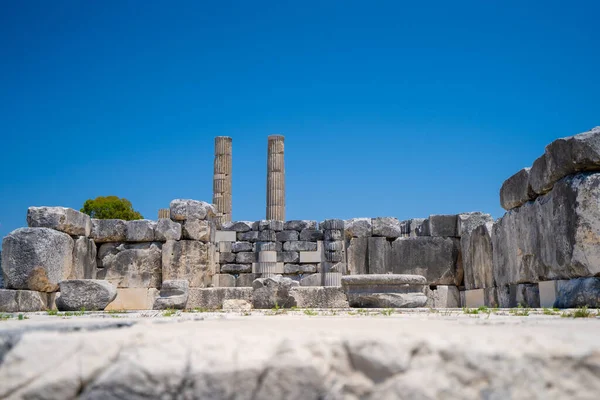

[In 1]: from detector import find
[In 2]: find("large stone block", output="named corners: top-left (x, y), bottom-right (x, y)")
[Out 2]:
top-left (2, 228), bottom-right (73, 292)
top-left (125, 220), bottom-right (156, 242)
top-left (56, 280), bottom-right (117, 311)
top-left (252, 275), bottom-right (299, 309)
top-left (182, 220), bottom-right (215, 242)
top-left (458, 212), bottom-right (494, 289)
top-left (153, 280), bottom-right (189, 310)
top-left (231, 241), bottom-right (252, 253)
top-left (289, 287), bottom-right (349, 308)
top-left (283, 241), bottom-right (317, 252)
top-left (341, 274), bottom-right (427, 308)
top-left (155, 219), bottom-right (182, 241)
top-left (256, 220), bottom-right (284, 231)
top-left (320, 219), bottom-right (344, 230)
top-left (170, 199), bottom-right (215, 221)
top-left (372, 217), bottom-right (402, 238)
top-left (212, 274), bottom-right (236, 288)
top-left (27, 206), bottom-right (91, 237)
top-left (0, 289), bottom-right (49, 312)
top-left (428, 215), bottom-right (458, 237)
top-left (368, 237), bottom-right (391, 274)
top-left (298, 229), bottom-right (323, 241)
top-left (463, 223), bottom-right (494, 290)
top-left (347, 237), bottom-right (368, 275)
top-left (555, 277), bottom-right (600, 308)
top-left (187, 287), bottom-right (253, 309)
top-left (276, 230), bottom-right (299, 242)
top-left (104, 288), bottom-right (159, 310)
top-left (278, 251), bottom-right (299, 263)
top-left (390, 237), bottom-right (461, 285)
top-left (530, 126), bottom-right (600, 195)
top-left (235, 273), bottom-right (259, 287)
top-left (71, 236), bottom-right (97, 280)
top-left (221, 264), bottom-right (252, 274)
top-left (500, 168), bottom-right (536, 210)
top-left (508, 283), bottom-right (540, 308)
top-left (162, 240), bottom-right (214, 287)
top-left (100, 242), bottom-right (162, 288)
top-left (220, 221), bottom-right (253, 232)
top-left (344, 218), bottom-right (372, 238)
top-left (426, 285), bottom-right (460, 308)
top-left (493, 172), bottom-right (600, 287)
top-left (284, 220), bottom-right (317, 231)
top-left (91, 219), bottom-right (127, 243)
top-left (236, 252), bottom-right (257, 264)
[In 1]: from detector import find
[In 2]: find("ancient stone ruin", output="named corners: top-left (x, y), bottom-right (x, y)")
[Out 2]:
top-left (2, 126), bottom-right (600, 312)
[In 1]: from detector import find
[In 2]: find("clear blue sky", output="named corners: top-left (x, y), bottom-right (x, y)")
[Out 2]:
top-left (1, 1), bottom-right (599, 238)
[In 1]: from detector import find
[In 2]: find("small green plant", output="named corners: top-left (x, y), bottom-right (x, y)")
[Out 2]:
top-left (573, 306), bottom-right (592, 318)
top-left (73, 308), bottom-right (86, 316)
top-left (0, 314), bottom-right (12, 321)
top-left (463, 307), bottom-right (479, 315)
top-left (18, 314), bottom-right (29, 320)
top-left (304, 309), bottom-right (318, 316)
top-left (357, 308), bottom-right (368, 315)
top-left (348, 311), bottom-right (357, 316)
top-left (509, 304), bottom-right (530, 316)
top-left (380, 308), bottom-right (394, 316)
top-left (162, 309), bottom-right (177, 317)
top-left (543, 308), bottom-right (558, 316)
top-left (47, 309), bottom-right (59, 316)
top-left (107, 309), bottom-right (127, 314)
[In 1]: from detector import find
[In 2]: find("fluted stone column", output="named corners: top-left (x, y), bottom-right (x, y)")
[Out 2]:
top-left (266, 135), bottom-right (285, 221)
top-left (213, 136), bottom-right (232, 225)
top-left (158, 208), bottom-right (169, 219)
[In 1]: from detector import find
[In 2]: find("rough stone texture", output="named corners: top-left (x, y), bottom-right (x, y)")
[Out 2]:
top-left (231, 241), bottom-right (252, 253)
top-left (371, 217), bottom-right (402, 238)
top-left (344, 218), bottom-right (372, 238)
top-left (500, 168), bottom-right (536, 210)
top-left (187, 287), bottom-right (253, 309)
top-left (2, 227), bottom-right (74, 292)
top-left (257, 230), bottom-right (277, 242)
top-left (99, 242), bottom-right (162, 288)
top-left (71, 237), bottom-right (97, 280)
top-left (236, 274), bottom-right (259, 287)
top-left (125, 219), bottom-right (156, 242)
top-left (493, 172), bottom-right (600, 287)
top-left (289, 287), bottom-right (349, 308)
top-left (530, 126), bottom-right (600, 195)
top-left (324, 250), bottom-right (343, 263)
top-left (254, 241), bottom-right (281, 252)
top-left (509, 284), bottom-right (541, 308)
top-left (426, 286), bottom-right (460, 308)
top-left (464, 223), bottom-right (495, 290)
top-left (278, 251), bottom-right (299, 263)
top-left (221, 221), bottom-right (253, 232)
top-left (284, 220), bottom-right (317, 231)
top-left (236, 252), bottom-right (257, 264)
top-left (170, 199), bottom-right (215, 221)
top-left (252, 275), bottom-right (299, 309)
top-left (428, 215), bottom-right (458, 237)
top-left (276, 230), bottom-right (298, 242)
top-left (182, 220), bottom-right (215, 242)
top-left (56, 280), bottom-right (117, 311)
top-left (153, 280), bottom-right (189, 310)
top-left (283, 264), bottom-right (317, 274)
top-left (162, 240), bottom-right (214, 287)
top-left (27, 206), bottom-right (91, 237)
top-left (90, 219), bottom-right (127, 243)
top-left (554, 277), bottom-right (600, 308)
top-left (283, 241), bottom-right (317, 252)
top-left (221, 264), bottom-right (252, 274)
top-left (349, 292), bottom-right (428, 308)
top-left (0, 289), bottom-right (48, 312)
top-left (257, 220), bottom-right (284, 231)
top-left (155, 219), bottom-right (182, 241)
top-left (390, 237), bottom-right (462, 286)
top-left (324, 241), bottom-right (344, 251)
top-left (368, 237), bottom-right (391, 274)
top-left (219, 252), bottom-right (236, 263)
top-left (322, 262), bottom-right (346, 274)
top-left (414, 218), bottom-right (430, 236)
top-left (459, 212), bottom-right (494, 289)
top-left (300, 273), bottom-right (322, 287)
top-left (347, 237), bottom-right (368, 275)
top-left (212, 274), bottom-right (236, 288)
top-left (238, 231), bottom-right (259, 242)
top-left (222, 299), bottom-right (252, 311)
top-left (342, 274), bottom-right (428, 308)
top-left (324, 230), bottom-right (343, 241)
top-left (299, 229), bottom-right (324, 241)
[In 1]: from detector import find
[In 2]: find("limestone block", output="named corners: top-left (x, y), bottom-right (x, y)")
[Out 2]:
top-left (372, 217), bottom-right (402, 238)
top-left (169, 199), bottom-right (215, 221)
top-left (219, 252), bottom-right (236, 263)
top-left (212, 274), bottom-right (236, 288)
top-left (347, 237), bottom-right (368, 275)
top-left (426, 285), bottom-right (460, 308)
top-left (91, 219), bottom-right (126, 243)
top-left (100, 242), bottom-right (162, 288)
top-left (428, 215), bottom-right (458, 237)
top-left (368, 237), bottom-right (391, 274)
top-left (153, 280), bottom-right (189, 310)
top-left (493, 172), bottom-right (600, 286)
top-left (257, 230), bottom-right (276, 242)
top-left (299, 229), bottom-right (324, 241)
top-left (71, 236), bottom-right (97, 280)
top-left (414, 218), bottom-right (430, 236)
top-left (324, 250), bottom-right (343, 263)
top-left (555, 278), bottom-right (600, 308)
top-left (231, 241), bottom-right (252, 253)
top-left (464, 289), bottom-right (485, 308)
top-left (508, 284), bottom-right (540, 308)
top-left (529, 126), bottom-right (600, 195)
top-left (155, 219), bottom-right (182, 241)
top-left (221, 264), bottom-right (252, 274)
top-left (258, 251), bottom-right (277, 262)
top-left (500, 168), bottom-right (536, 210)
top-left (289, 287), bottom-right (349, 308)
top-left (221, 221), bottom-right (253, 232)
top-left (341, 274), bottom-right (427, 308)
top-left (104, 288), bottom-right (159, 310)
top-left (187, 287), bottom-right (253, 309)
top-left (222, 299), bottom-right (252, 311)
top-left (276, 230), bottom-right (299, 242)
top-left (125, 220), bottom-right (156, 242)
top-left (235, 273), bottom-right (259, 287)
top-left (463, 223), bottom-right (495, 290)
top-left (2, 228), bottom-right (73, 292)
top-left (284, 241), bottom-right (317, 252)
top-left (216, 231), bottom-right (237, 242)
top-left (277, 251), bottom-right (299, 263)
top-left (256, 220), bottom-right (284, 231)
top-left (299, 250), bottom-right (322, 263)
top-left (344, 218), bottom-right (372, 238)
top-left (323, 230), bottom-right (343, 241)
top-left (484, 287), bottom-right (499, 308)
top-left (284, 220), bottom-right (317, 231)
top-left (252, 275), bottom-right (299, 309)
top-left (56, 280), bottom-right (117, 311)
top-left (390, 237), bottom-right (461, 286)
top-left (27, 206), bottom-right (91, 237)
top-left (182, 220), bottom-right (215, 242)
top-left (300, 273), bottom-right (322, 286)
top-left (0, 289), bottom-right (49, 312)
top-left (254, 241), bottom-right (281, 252)
top-left (236, 252), bottom-right (257, 264)
top-left (320, 219), bottom-right (344, 230)
top-left (162, 240), bottom-right (213, 288)
top-left (283, 264), bottom-right (317, 274)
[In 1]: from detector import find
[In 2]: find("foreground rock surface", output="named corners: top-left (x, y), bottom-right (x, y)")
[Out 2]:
top-left (1, 315), bottom-right (598, 399)
top-left (56, 280), bottom-right (117, 311)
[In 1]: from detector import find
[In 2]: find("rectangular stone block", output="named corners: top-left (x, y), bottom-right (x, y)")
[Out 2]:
top-left (283, 241), bottom-right (317, 252)
top-left (212, 274), bottom-right (236, 288)
top-left (218, 241), bottom-right (232, 253)
top-left (554, 278), bottom-right (600, 308)
top-left (236, 273), bottom-right (259, 287)
top-left (258, 251), bottom-right (277, 262)
top-left (187, 287), bottom-right (253, 309)
top-left (464, 289), bottom-right (485, 308)
top-left (216, 230), bottom-right (237, 242)
top-left (277, 251), bottom-right (299, 263)
top-left (162, 240), bottom-right (213, 288)
top-left (368, 237), bottom-right (391, 274)
top-left (289, 287), bottom-right (349, 308)
top-left (299, 229), bottom-right (324, 241)
top-left (509, 283), bottom-right (540, 308)
top-left (252, 262), bottom-right (284, 274)
top-left (236, 252), bottom-right (257, 263)
top-left (221, 264), bottom-right (252, 274)
top-left (428, 215), bottom-right (458, 237)
top-left (347, 237), bottom-right (368, 275)
top-left (0, 289), bottom-right (49, 312)
top-left (100, 242), bottom-right (162, 288)
top-left (427, 285), bottom-right (460, 308)
top-left (300, 273), bottom-right (322, 287)
top-left (276, 230), bottom-right (299, 242)
top-left (105, 288), bottom-right (159, 311)
top-left (231, 241), bottom-right (252, 253)
top-left (219, 252), bottom-right (236, 263)
top-left (299, 241), bottom-right (323, 263)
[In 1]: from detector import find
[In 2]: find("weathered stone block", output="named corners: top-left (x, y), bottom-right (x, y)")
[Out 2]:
top-left (236, 252), bottom-right (257, 264)
top-left (56, 280), bottom-right (117, 311)
top-left (289, 287), bottom-right (349, 308)
top-left (426, 285), bottom-right (460, 308)
top-left (182, 220), bottom-right (215, 242)
top-left (254, 241), bottom-right (281, 252)
top-left (500, 168), bottom-right (536, 210)
top-left (324, 250), bottom-right (343, 263)
top-left (347, 237), bottom-right (368, 275)
top-left (91, 219), bottom-right (126, 243)
top-left (320, 219), bottom-right (344, 230)
top-left (221, 264), bottom-right (252, 274)
top-left (555, 278), bottom-right (600, 308)
top-left (390, 237), bottom-right (461, 285)
top-left (2, 228), bottom-right (73, 292)
top-left (170, 199), bottom-right (215, 221)
top-left (104, 288), bottom-right (159, 310)
top-left (344, 218), bottom-right (372, 238)
top-left (341, 274), bottom-right (427, 308)
top-left (284, 241), bottom-right (317, 252)
top-left (231, 241), bottom-right (252, 253)
top-left (153, 280), bottom-right (189, 310)
top-left (463, 223), bottom-right (494, 290)
top-left (235, 273), bottom-right (259, 287)
top-left (155, 219), bottom-right (182, 241)
top-left (508, 283), bottom-right (540, 308)
top-left (222, 299), bottom-right (252, 311)
top-left (324, 241), bottom-right (344, 251)
top-left (27, 206), bottom-right (91, 237)
top-left (187, 287), bottom-right (253, 309)
top-left (277, 251), bottom-right (299, 263)
top-left (0, 289), bottom-right (49, 312)
top-left (252, 275), bottom-right (299, 309)
top-left (100, 242), bottom-right (162, 288)
top-left (212, 274), bottom-right (236, 288)
top-left (299, 229), bottom-right (324, 241)
top-left (414, 218), bottom-right (430, 236)
top-left (162, 240), bottom-right (213, 287)
top-left (284, 220), bottom-right (317, 231)
top-left (300, 273), bottom-right (322, 286)
top-left (428, 215), bottom-right (458, 237)
top-left (257, 230), bottom-right (276, 242)
top-left (220, 221), bottom-right (253, 232)
top-left (276, 230), bottom-right (299, 242)
top-left (126, 220), bottom-right (156, 242)
top-left (372, 217), bottom-right (402, 238)
top-left (368, 237), bottom-right (391, 274)
top-left (71, 236), bottom-right (97, 280)
top-left (322, 262), bottom-right (346, 273)
top-left (324, 230), bottom-right (343, 241)
top-left (256, 220), bottom-right (284, 231)
top-left (283, 264), bottom-right (317, 274)
top-left (219, 252), bottom-right (236, 263)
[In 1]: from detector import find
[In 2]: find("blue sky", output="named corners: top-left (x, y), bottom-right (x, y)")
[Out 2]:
top-left (1, 1), bottom-right (598, 238)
